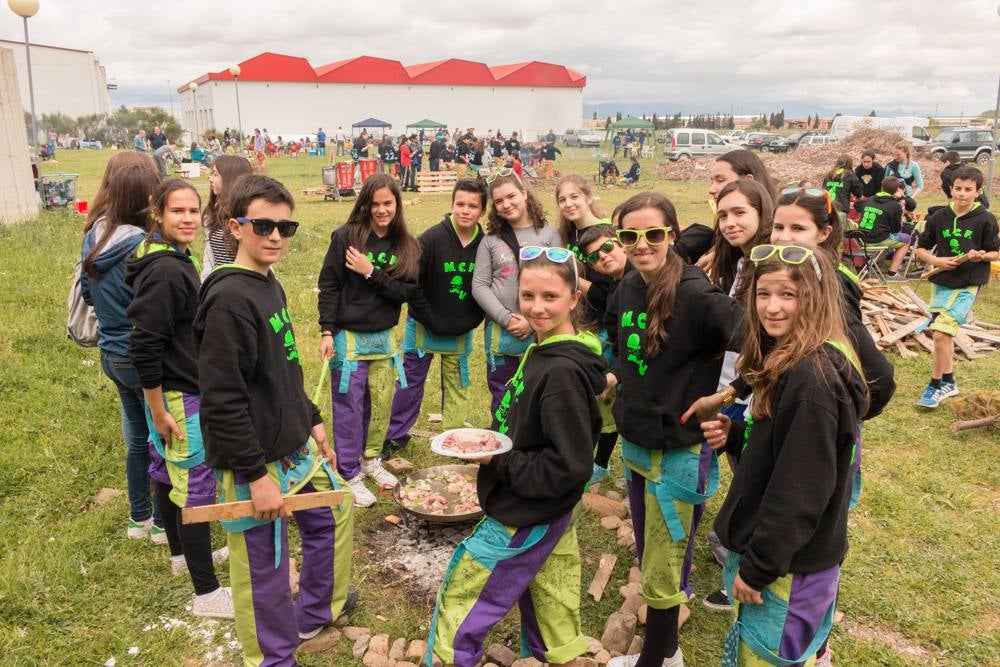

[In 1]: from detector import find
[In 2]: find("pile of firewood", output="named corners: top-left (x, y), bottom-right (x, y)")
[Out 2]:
top-left (860, 283), bottom-right (1000, 360)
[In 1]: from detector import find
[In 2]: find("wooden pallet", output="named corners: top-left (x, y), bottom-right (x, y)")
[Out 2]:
top-left (417, 170), bottom-right (458, 194)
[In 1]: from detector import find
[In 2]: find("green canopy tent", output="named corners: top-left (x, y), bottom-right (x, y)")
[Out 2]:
top-left (604, 116), bottom-right (656, 141)
top-left (405, 118), bottom-right (448, 132)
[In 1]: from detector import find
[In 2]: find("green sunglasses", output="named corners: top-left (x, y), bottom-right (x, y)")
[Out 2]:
top-left (617, 227), bottom-right (670, 247)
top-left (584, 239), bottom-right (621, 265)
top-left (749, 244), bottom-right (822, 280)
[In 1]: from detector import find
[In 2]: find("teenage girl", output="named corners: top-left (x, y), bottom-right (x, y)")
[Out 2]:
top-left (472, 170), bottom-right (561, 416)
top-left (605, 192), bottom-right (745, 667)
top-left (821, 154), bottom-right (864, 219)
top-left (556, 174), bottom-right (620, 482)
top-left (126, 179), bottom-right (233, 618)
top-left (704, 244), bottom-right (868, 666)
top-left (683, 149), bottom-right (777, 268)
top-left (385, 179), bottom-right (488, 456)
top-left (317, 173), bottom-right (420, 507)
top-left (202, 154), bottom-right (252, 277)
top-left (81, 153), bottom-right (164, 541)
top-left (427, 246), bottom-right (606, 667)
top-left (884, 141), bottom-right (924, 198)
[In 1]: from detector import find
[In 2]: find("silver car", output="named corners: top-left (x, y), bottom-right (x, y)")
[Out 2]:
top-left (664, 129), bottom-right (737, 161)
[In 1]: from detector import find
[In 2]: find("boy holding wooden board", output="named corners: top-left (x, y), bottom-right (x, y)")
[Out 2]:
top-left (194, 175), bottom-right (355, 664)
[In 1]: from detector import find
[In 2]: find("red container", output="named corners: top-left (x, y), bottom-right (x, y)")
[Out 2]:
top-left (75, 199), bottom-right (89, 214)
top-left (359, 159), bottom-right (378, 184)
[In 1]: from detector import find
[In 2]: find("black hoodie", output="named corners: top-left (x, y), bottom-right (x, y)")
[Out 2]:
top-left (854, 162), bottom-right (884, 198)
top-left (918, 203), bottom-right (1000, 288)
top-left (851, 192), bottom-right (909, 243)
top-left (125, 242), bottom-right (201, 394)
top-left (824, 169), bottom-right (864, 214)
top-left (194, 267), bottom-right (321, 481)
top-left (407, 215), bottom-right (485, 336)
top-left (479, 332), bottom-right (607, 527)
top-left (714, 344), bottom-right (869, 590)
top-left (940, 163), bottom-right (991, 208)
top-left (606, 264), bottom-right (744, 450)
top-left (317, 225), bottom-right (416, 332)
top-left (836, 267), bottom-right (895, 419)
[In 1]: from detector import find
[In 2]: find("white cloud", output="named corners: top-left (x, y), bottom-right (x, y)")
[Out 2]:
top-left (0, 0), bottom-right (997, 115)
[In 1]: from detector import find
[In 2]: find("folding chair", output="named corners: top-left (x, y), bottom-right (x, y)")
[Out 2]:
top-left (843, 230), bottom-right (890, 283)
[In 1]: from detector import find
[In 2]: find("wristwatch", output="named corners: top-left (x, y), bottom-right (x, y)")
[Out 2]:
top-left (719, 389), bottom-right (736, 409)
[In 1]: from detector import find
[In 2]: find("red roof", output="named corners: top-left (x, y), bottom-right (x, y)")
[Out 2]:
top-left (181, 53), bottom-right (585, 92)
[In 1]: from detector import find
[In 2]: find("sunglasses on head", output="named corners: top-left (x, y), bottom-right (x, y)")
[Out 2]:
top-left (616, 227), bottom-right (670, 247)
top-left (519, 245), bottom-right (578, 288)
top-left (486, 167), bottom-right (522, 186)
top-left (584, 239), bottom-right (621, 265)
top-left (749, 244), bottom-right (821, 280)
top-left (236, 217), bottom-right (300, 238)
top-left (780, 186), bottom-right (833, 215)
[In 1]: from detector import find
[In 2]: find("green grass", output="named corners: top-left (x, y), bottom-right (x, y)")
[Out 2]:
top-left (0, 148), bottom-right (997, 665)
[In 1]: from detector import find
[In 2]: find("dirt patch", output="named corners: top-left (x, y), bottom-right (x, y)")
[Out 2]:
top-left (841, 619), bottom-right (942, 665)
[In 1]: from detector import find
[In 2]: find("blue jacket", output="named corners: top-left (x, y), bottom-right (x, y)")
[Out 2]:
top-left (81, 220), bottom-right (146, 356)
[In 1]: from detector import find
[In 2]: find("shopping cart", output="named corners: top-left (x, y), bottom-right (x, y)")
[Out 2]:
top-left (323, 162), bottom-right (357, 201)
top-left (38, 173), bottom-right (79, 209)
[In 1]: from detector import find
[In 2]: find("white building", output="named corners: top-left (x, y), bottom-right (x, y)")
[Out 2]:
top-left (177, 53), bottom-right (585, 140)
top-left (0, 39), bottom-right (110, 118)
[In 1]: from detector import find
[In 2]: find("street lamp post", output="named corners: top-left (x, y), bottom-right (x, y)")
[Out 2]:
top-left (8, 0), bottom-right (40, 148)
top-left (229, 64), bottom-right (243, 148)
top-left (188, 81), bottom-right (199, 143)
top-left (167, 79), bottom-right (174, 119)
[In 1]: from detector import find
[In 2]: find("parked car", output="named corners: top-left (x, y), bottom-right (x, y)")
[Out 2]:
top-left (799, 134), bottom-right (838, 146)
top-left (722, 130), bottom-right (747, 143)
top-left (784, 131), bottom-right (817, 149)
top-left (745, 132), bottom-right (782, 150)
top-left (563, 129), bottom-right (603, 147)
top-left (926, 129), bottom-right (994, 166)
top-left (663, 129), bottom-right (738, 160)
top-left (828, 115), bottom-right (930, 146)
top-left (761, 136), bottom-right (791, 153)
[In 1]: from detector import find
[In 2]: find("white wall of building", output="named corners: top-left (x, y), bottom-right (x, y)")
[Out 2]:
top-left (179, 80), bottom-right (582, 140)
top-left (0, 40), bottom-right (110, 119)
top-left (0, 48), bottom-right (39, 224)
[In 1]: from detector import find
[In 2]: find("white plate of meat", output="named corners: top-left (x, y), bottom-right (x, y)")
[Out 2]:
top-left (430, 428), bottom-right (513, 460)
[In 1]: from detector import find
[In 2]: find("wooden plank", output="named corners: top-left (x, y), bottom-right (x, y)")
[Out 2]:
top-left (911, 331), bottom-right (935, 353)
top-left (894, 340), bottom-right (918, 358)
top-left (899, 286), bottom-right (932, 317)
top-left (962, 328), bottom-right (1000, 344)
top-left (182, 490), bottom-right (344, 524)
top-left (872, 314), bottom-right (892, 338)
top-left (879, 317), bottom-right (929, 345)
top-left (954, 332), bottom-right (983, 360)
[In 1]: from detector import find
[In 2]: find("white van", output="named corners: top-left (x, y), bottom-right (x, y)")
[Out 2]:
top-left (827, 116), bottom-right (930, 146)
top-left (664, 129), bottom-right (738, 160)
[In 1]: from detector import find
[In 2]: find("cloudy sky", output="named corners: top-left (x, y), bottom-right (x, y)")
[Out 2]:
top-left (1, 0), bottom-right (998, 117)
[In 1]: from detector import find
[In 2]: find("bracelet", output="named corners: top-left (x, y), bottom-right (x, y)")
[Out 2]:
top-left (321, 332), bottom-right (333, 338)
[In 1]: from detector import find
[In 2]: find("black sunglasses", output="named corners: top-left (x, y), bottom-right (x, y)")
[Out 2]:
top-left (236, 217), bottom-right (300, 238)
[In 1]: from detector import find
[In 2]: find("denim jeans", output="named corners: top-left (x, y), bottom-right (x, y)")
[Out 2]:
top-left (100, 350), bottom-right (161, 524)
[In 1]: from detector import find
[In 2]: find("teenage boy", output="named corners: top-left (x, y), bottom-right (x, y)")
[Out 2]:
top-left (854, 150), bottom-right (884, 198)
top-left (384, 179), bottom-right (488, 457)
top-left (852, 176), bottom-right (916, 280)
top-left (915, 166), bottom-right (1000, 408)
top-left (194, 175), bottom-right (355, 664)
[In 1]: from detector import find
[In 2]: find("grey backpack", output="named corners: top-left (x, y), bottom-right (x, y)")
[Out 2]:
top-left (67, 261), bottom-right (98, 347)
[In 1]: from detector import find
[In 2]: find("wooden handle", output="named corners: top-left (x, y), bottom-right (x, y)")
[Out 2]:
top-left (182, 490), bottom-right (345, 524)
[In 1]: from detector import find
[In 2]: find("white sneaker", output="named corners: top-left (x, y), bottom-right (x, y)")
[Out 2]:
top-left (127, 517), bottom-right (152, 539)
top-left (607, 648), bottom-right (684, 667)
top-left (346, 474), bottom-right (376, 508)
top-left (149, 523), bottom-right (169, 546)
top-left (361, 457), bottom-right (398, 489)
top-left (192, 586), bottom-right (235, 619)
top-left (172, 547), bottom-right (230, 576)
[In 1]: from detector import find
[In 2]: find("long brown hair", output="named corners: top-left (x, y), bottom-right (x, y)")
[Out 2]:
top-left (342, 173), bottom-right (420, 280)
top-left (486, 172), bottom-right (547, 235)
top-left (738, 249), bottom-right (859, 418)
top-left (518, 255), bottom-right (587, 330)
top-left (145, 179), bottom-right (201, 250)
top-left (205, 155), bottom-right (252, 233)
top-left (774, 189), bottom-right (843, 263)
top-left (716, 149), bottom-right (778, 198)
top-left (709, 179), bottom-right (774, 299)
top-left (555, 174), bottom-right (605, 244)
top-left (616, 192), bottom-right (683, 357)
top-left (83, 161), bottom-right (160, 278)
top-left (85, 152), bottom-right (157, 229)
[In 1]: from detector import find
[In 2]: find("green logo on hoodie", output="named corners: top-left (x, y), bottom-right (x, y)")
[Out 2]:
top-left (443, 260), bottom-right (474, 301)
top-left (620, 310), bottom-right (649, 376)
top-left (267, 307), bottom-right (301, 365)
